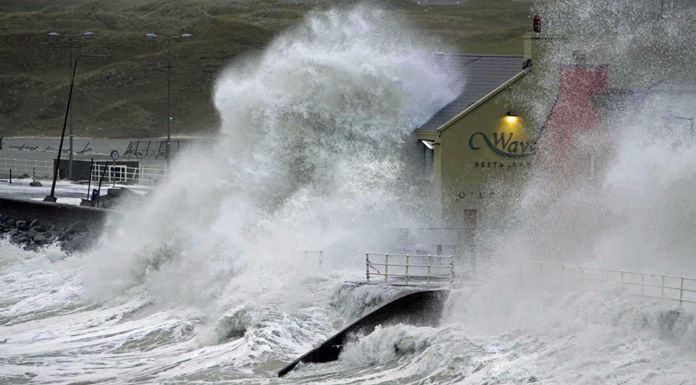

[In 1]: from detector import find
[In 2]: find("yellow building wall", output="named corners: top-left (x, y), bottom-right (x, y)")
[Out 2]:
top-left (436, 87), bottom-right (535, 229)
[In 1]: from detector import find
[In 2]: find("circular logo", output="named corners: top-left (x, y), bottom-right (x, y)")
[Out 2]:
top-left (110, 150), bottom-right (120, 161)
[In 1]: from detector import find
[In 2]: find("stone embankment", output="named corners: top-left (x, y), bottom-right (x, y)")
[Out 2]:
top-left (0, 197), bottom-right (109, 252)
top-left (0, 215), bottom-right (92, 251)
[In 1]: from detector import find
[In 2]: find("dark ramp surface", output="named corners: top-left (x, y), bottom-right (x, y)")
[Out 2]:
top-left (278, 288), bottom-right (448, 377)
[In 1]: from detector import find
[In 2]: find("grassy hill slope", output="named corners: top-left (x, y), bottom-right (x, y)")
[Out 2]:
top-left (0, 0), bottom-right (531, 138)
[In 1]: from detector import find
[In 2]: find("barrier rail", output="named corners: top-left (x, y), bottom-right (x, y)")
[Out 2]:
top-left (524, 261), bottom-right (696, 306)
top-left (366, 252), bottom-right (453, 285)
top-left (90, 163), bottom-right (165, 186)
top-left (0, 158), bottom-right (53, 179)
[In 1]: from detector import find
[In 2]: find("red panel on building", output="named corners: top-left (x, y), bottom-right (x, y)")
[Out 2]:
top-left (543, 64), bottom-right (608, 149)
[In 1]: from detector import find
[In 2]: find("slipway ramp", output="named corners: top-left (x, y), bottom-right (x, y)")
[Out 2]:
top-left (278, 288), bottom-right (448, 377)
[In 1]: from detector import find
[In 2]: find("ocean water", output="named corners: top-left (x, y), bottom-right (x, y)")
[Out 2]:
top-left (2, 241), bottom-right (695, 384)
top-left (2, 3), bottom-right (696, 384)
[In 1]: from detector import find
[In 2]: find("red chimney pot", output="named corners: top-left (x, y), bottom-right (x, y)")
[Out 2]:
top-left (533, 15), bottom-right (542, 33)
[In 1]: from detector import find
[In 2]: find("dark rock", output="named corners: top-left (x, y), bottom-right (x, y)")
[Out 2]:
top-left (29, 181), bottom-right (42, 187)
top-left (66, 222), bottom-right (88, 235)
top-left (0, 213), bottom-right (94, 252)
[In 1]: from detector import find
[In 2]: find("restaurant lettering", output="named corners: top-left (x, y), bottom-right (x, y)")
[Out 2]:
top-left (468, 132), bottom-right (535, 158)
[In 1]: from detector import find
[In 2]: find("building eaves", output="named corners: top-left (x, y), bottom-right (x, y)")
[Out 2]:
top-left (416, 67), bottom-right (530, 138)
top-left (416, 54), bottom-right (528, 137)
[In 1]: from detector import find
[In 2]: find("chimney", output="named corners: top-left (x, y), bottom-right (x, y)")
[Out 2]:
top-left (523, 32), bottom-right (537, 63)
top-left (543, 55), bottom-right (608, 149)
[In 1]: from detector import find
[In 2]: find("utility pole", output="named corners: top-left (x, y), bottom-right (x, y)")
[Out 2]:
top-left (146, 32), bottom-right (193, 168)
top-left (167, 37), bottom-right (171, 168)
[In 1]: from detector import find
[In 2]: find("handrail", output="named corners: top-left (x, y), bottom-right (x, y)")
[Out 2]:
top-left (91, 163), bottom-right (166, 186)
top-left (524, 261), bottom-right (696, 306)
top-left (368, 252), bottom-right (452, 259)
top-left (0, 158), bottom-right (53, 178)
top-left (366, 252), bottom-right (454, 285)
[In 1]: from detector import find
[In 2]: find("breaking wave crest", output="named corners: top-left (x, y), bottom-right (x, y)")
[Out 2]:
top-left (80, 5), bottom-right (460, 311)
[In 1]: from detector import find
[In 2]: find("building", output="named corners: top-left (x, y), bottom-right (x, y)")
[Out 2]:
top-left (415, 54), bottom-right (534, 235)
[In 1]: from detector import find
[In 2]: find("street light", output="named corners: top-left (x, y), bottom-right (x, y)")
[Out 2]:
top-left (145, 32), bottom-right (193, 168)
top-left (47, 30), bottom-right (95, 180)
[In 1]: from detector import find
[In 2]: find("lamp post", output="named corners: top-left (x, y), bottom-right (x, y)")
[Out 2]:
top-left (48, 31), bottom-right (95, 181)
top-left (145, 32), bottom-right (193, 168)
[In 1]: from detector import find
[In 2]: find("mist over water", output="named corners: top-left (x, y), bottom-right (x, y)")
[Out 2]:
top-left (478, 0), bottom-right (696, 276)
top-left (443, 2), bottom-right (696, 383)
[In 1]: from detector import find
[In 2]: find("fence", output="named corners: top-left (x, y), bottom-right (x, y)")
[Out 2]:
top-left (365, 252), bottom-right (454, 285)
top-left (523, 261), bottom-right (696, 306)
top-left (90, 163), bottom-right (166, 186)
top-left (0, 158), bottom-right (54, 179)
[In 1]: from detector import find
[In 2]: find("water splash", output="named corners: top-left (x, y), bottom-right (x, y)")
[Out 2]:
top-left (82, 5), bottom-right (461, 310)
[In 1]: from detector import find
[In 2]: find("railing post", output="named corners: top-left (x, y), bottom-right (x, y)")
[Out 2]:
top-left (8, 169), bottom-right (11, 184)
top-left (405, 254), bottom-right (409, 285)
top-left (428, 254), bottom-right (432, 285)
top-left (679, 277), bottom-right (685, 307)
top-left (385, 254), bottom-right (389, 283)
top-left (640, 273), bottom-right (645, 297)
top-left (449, 257), bottom-right (454, 282)
top-left (661, 275), bottom-right (665, 298)
top-left (365, 253), bottom-right (370, 282)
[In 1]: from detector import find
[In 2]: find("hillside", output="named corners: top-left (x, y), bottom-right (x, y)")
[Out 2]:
top-left (0, 0), bottom-right (531, 138)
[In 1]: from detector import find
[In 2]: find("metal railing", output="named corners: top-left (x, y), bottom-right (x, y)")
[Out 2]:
top-left (365, 252), bottom-right (454, 285)
top-left (524, 261), bottom-right (696, 306)
top-left (0, 158), bottom-right (54, 179)
top-left (90, 163), bottom-right (165, 186)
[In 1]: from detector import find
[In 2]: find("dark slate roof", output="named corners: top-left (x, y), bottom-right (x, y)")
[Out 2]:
top-left (418, 54), bottom-right (527, 131)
